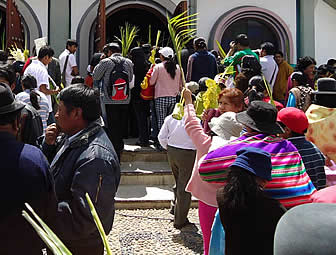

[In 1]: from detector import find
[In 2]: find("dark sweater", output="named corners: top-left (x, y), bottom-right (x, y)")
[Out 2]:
top-left (217, 187), bottom-right (286, 255)
top-left (187, 50), bottom-right (218, 82)
top-left (0, 132), bottom-right (56, 255)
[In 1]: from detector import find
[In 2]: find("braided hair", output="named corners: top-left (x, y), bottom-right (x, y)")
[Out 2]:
top-left (22, 74), bottom-right (40, 110)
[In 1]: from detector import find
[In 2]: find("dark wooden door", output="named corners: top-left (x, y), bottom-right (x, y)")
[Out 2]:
top-left (6, 0), bottom-right (25, 49)
top-left (94, 0), bottom-right (106, 52)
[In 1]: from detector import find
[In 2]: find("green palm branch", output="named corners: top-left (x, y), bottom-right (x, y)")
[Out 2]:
top-left (167, 11), bottom-right (198, 86)
top-left (115, 22), bottom-right (139, 57)
top-left (22, 194), bottom-right (114, 255)
top-left (216, 40), bottom-right (226, 59)
top-left (22, 203), bottom-right (72, 255)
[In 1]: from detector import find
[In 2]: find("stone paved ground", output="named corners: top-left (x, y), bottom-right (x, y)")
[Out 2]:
top-left (107, 208), bottom-right (203, 254)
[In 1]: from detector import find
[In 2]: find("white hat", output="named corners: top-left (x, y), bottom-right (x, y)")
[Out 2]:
top-left (208, 112), bottom-right (242, 140)
top-left (159, 47), bottom-right (174, 58)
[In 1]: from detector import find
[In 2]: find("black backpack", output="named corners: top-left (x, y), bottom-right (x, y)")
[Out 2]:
top-left (107, 57), bottom-right (130, 102)
top-left (20, 104), bottom-right (43, 147)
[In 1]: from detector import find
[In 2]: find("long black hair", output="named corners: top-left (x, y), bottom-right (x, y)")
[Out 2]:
top-left (218, 166), bottom-right (262, 211)
top-left (22, 74), bottom-right (40, 110)
top-left (163, 56), bottom-right (177, 79)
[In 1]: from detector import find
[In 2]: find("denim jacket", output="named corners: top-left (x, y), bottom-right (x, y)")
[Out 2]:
top-left (41, 120), bottom-right (120, 248)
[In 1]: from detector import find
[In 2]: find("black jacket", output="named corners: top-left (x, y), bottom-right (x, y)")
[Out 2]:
top-left (217, 188), bottom-right (286, 255)
top-left (41, 120), bottom-right (120, 249)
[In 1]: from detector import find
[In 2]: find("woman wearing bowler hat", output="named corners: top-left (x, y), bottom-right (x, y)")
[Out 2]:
top-left (216, 147), bottom-right (286, 255)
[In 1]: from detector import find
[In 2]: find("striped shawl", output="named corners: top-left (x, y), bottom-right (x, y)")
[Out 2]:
top-left (199, 133), bottom-right (316, 208)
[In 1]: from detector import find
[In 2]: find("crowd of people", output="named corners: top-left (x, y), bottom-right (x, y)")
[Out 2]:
top-left (1, 31), bottom-right (336, 255)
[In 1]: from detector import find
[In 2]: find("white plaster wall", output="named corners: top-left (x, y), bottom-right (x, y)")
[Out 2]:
top-left (24, 0), bottom-right (48, 36)
top-left (314, 0), bottom-right (336, 65)
top-left (196, 0), bottom-right (297, 61)
top-left (71, 0), bottom-right (96, 39)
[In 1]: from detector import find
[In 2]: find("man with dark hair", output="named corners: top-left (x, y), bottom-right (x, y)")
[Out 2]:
top-left (0, 64), bottom-right (16, 90)
top-left (224, 34), bottom-right (259, 73)
top-left (59, 39), bottom-right (79, 87)
top-left (273, 50), bottom-right (293, 104)
top-left (327, 58), bottom-right (336, 67)
top-left (260, 42), bottom-right (278, 92)
top-left (278, 107), bottom-right (326, 190)
top-left (0, 83), bottom-right (56, 254)
top-left (0, 50), bottom-right (8, 64)
top-left (24, 45), bottom-right (59, 124)
top-left (40, 84), bottom-right (120, 255)
top-left (93, 42), bottom-right (134, 160)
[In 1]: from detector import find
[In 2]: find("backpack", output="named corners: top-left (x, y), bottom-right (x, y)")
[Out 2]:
top-left (107, 57), bottom-right (130, 102)
top-left (19, 104), bottom-right (43, 146)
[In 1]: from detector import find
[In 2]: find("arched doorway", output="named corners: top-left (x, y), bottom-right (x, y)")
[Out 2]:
top-left (221, 18), bottom-right (280, 54)
top-left (209, 6), bottom-right (294, 63)
top-left (105, 5), bottom-right (169, 49)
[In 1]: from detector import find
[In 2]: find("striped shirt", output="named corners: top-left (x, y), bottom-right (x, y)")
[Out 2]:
top-left (199, 133), bottom-right (316, 208)
top-left (93, 53), bottom-right (134, 105)
top-left (289, 136), bottom-right (326, 190)
top-left (16, 90), bottom-right (49, 133)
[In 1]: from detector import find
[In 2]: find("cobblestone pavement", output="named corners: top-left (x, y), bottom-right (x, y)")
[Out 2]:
top-left (107, 208), bottom-right (203, 254)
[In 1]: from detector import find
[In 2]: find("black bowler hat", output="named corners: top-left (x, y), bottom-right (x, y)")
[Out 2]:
top-left (236, 100), bottom-right (284, 135)
top-left (0, 83), bottom-right (25, 115)
top-left (313, 78), bottom-right (336, 95)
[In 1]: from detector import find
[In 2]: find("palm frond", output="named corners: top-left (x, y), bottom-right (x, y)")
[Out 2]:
top-left (86, 193), bottom-right (113, 255)
top-left (216, 40), bottom-right (226, 59)
top-left (167, 11), bottom-right (198, 86)
top-left (262, 75), bottom-right (275, 106)
top-left (148, 24), bottom-right (152, 45)
top-left (114, 22), bottom-right (139, 57)
top-left (22, 203), bottom-right (72, 255)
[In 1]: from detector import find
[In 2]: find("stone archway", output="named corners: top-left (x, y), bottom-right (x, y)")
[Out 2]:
top-left (76, 0), bottom-right (177, 75)
top-left (209, 6), bottom-right (295, 63)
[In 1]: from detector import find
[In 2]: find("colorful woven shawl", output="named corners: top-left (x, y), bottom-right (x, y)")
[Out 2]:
top-left (199, 133), bottom-right (316, 208)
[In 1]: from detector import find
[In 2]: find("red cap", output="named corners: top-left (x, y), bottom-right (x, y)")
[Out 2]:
top-left (277, 107), bottom-right (309, 134)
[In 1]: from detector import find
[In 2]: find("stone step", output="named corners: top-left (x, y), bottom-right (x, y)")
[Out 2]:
top-left (115, 185), bottom-right (198, 210)
top-left (121, 138), bottom-right (167, 162)
top-left (120, 161), bottom-right (173, 185)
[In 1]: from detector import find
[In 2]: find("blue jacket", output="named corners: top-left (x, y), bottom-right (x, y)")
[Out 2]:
top-left (0, 132), bottom-right (56, 255)
top-left (187, 50), bottom-right (218, 82)
top-left (41, 120), bottom-right (120, 248)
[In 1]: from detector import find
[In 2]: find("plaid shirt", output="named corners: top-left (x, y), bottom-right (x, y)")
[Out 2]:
top-left (289, 136), bottom-right (326, 190)
top-left (93, 53), bottom-right (134, 105)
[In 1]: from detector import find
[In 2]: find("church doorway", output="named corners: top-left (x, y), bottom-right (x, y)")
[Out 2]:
top-left (106, 5), bottom-right (170, 49)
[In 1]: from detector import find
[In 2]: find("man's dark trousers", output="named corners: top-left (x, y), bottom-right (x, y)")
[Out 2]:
top-left (105, 104), bottom-right (128, 161)
top-left (167, 145), bottom-right (196, 226)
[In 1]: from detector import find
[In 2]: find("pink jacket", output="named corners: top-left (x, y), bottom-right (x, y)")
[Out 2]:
top-left (184, 104), bottom-right (223, 207)
top-left (150, 61), bottom-right (182, 99)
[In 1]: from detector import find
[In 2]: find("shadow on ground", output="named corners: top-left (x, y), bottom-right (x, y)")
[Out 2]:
top-left (171, 223), bottom-right (204, 254)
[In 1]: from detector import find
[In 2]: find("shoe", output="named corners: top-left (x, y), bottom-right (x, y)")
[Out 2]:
top-left (169, 206), bottom-right (175, 215)
top-left (173, 219), bottom-right (192, 229)
top-left (135, 141), bottom-right (150, 147)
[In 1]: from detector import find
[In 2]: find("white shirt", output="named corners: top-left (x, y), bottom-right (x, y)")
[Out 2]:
top-left (24, 59), bottom-right (53, 112)
top-left (260, 55), bottom-right (279, 92)
top-left (158, 114), bottom-right (197, 150)
top-left (59, 49), bottom-right (77, 87)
